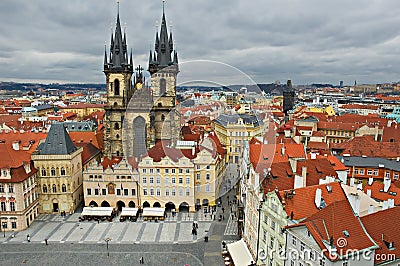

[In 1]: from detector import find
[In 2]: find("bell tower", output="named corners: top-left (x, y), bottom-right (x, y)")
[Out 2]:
top-left (148, 1), bottom-right (180, 145)
top-left (103, 3), bottom-right (134, 157)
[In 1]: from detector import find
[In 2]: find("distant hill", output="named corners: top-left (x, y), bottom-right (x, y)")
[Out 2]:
top-left (0, 82), bottom-right (105, 92)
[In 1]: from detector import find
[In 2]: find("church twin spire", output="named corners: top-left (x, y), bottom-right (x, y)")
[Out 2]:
top-left (148, 1), bottom-right (179, 74)
top-left (104, 4), bottom-right (133, 72)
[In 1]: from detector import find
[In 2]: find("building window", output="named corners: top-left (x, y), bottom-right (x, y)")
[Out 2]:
top-left (186, 177), bottom-right (190, 184)
top-left (271, 202), bottom-right (278, 213)
top-left (124, 189), bottom-right (128, 196)
top-left (263, 230), bottom-right (267, 242)
top-left (142, 177), bottom-right (147, 184)
top-left (156, 169), bottom-right (160, 173)
top-left (143, 189), bottom-right (147, 196)
top-left (8, 184), bottom-right (13, 193)
top-left (172, 177), bottom-right (176, 184)
top-left (160, 78), bottom-right (166, 95)
top-left (172, 189), bottom-right (176, 196)
top-left (62, 184), bottom-right (66, 193)
top-left (114, 79), bottom-right (120, 96)
top-left (156, 177), bottom-right (161, 184)
top-left (165, 169), bottom-right (169, 174)
top-left (172, 169), bottom-right (176, 174)
top-left (206, 174), bottom-right (210, 180)
top-left (156, 189), bottom-right (161, 196)
top-left (271, 221), bottom-right (276, 231)
top-left (43, 185), bottom-right (47, 193)
top-left (165, 189), bottom-right (169, 196)
top-left (179, 169), bottom-right (183, 174)
top-left (186, 188), bottom-right (190, 196)
top-left (264, 215), bottom-right (268, 224)
top-left (385, 172), bottom-right (390, 178)
top-left (270, 236), bottom-right (274, 249)
top-left (205, 184), bottom-right (210, 192)
top-left (114, 123), bottom-right (119, 130)
top-left (300, 241), bottom-right (305, 252)
top-left (179, 189), bottom-right (183, 196)
top-left (87, 188), bottom-right (91, 195)
top-left (60, 167), bottom-right (66, 176)
top-left (116, 189), bottom-right (120, 196)
top-left (150, 189), bottom-right (154, 196)
top-left (51, 168), bottom-right (56, 176)
top-left (165, 177), bottom-right (169, 185)
top-left (196, 165), bottom-right (200, 170)
top-left (95, 189), bottom-right (99, 195)
top-left (41, 168), bottom-right (46, 176)
top-left (10, 202), bottom-right (15, 211)
top-left (359, 169), bottom-right (365, 175)
top-left (131, 189), bottom-right (136, 196)
top-left (150, 177), bottom-right (154, 184)
top-left (395, 173), bottom-right (399, 180)
top-left (206, 165), bottom-right (210, 170)
top-left (292, 236), bottom-right (297, 246)
top-left (102, 189), bottom-right (107, 195)
top-left (52, 184), bottom-right (57, 193)
top-left (196, 173), bottom-right (200, 180)
top-left (0, 202), bottom-right (5, 211)
top-left (11, 222), bottom-right (16, 229)
top-left (367, 170), bottom-right (372, 175)
top-left (186, 169), bottom-right (190, 173)
top-left (179, 178), bottom-right (183, 184)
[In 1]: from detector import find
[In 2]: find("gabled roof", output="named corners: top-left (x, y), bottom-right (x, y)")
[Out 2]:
top-left (332, 136), bottom-right (400, 158)
top-left (364, 182), bottom-right (400, 205)
top-left (361, 207), bottom-right (400, 264)
top-left (339, 156), bottom-right (400, 172)
top-left (289, 200), bottom-right (377, 261)
top-left (37, 123), bottom-right (77, 155)
top-left (279, 182), bottom-right (346, 221)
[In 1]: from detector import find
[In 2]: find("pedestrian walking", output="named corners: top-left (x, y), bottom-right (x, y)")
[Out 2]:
top-left (139, 256), bottom-right (144, 264)
top-left (27, 234), bottom-right (30, 242)
top-left (222, 207), bottom-right (225, 213)
top-left (195, 222), bottom-right (198, 229)
top-left (45, 238), bottom-right (48, 245)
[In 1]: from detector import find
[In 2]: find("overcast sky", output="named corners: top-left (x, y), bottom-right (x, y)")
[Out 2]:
top-left (1, 0), bottom-right (400, 86)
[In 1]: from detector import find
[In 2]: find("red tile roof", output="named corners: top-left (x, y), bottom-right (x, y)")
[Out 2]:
top-left (361, 207), bottom-right (400, 264)
top-left (100, 156), bottom-right (123, 170)
top-left (363, 182), bottom-right (400, 205)
top-left (279, 182), bottom-right (347, 220)
top-left (290, 200), bottom-right (377, 261)
top-left (332, 136), bottom-right (400, 158)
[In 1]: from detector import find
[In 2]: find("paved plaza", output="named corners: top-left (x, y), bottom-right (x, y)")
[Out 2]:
top-left (1, 211), bottom-right (214, 245)
top-left (0, 166), bottom-right (241, 265)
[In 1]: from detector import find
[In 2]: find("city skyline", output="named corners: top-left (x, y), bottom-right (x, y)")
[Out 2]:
top-left (1, 0), bottom-right (400, 85)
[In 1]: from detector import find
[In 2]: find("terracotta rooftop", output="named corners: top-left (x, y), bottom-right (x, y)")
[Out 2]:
top-left (364, 182), bottom-right (400, 205)
top-left (279, 182), bottom-right (347, 221)
top-left (289, 200), bottom-right (377, 261)
top-left (361, 207), bottom-right (400, 264)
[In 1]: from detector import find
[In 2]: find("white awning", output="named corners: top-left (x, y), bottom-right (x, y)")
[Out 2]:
top-left (81, 207), bottom-right (113, 216)
top-left (227, 239), bottom-right (254, 266)
top-left (120, 207), bottom-right (138, 217)
top-left (142, 207), bottom-right (165, 217)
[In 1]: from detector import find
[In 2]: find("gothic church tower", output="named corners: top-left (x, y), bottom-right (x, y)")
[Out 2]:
top-left (148, 3), bottom-right (180, 145)
top-left (103, 6), bottom-right (134, 157)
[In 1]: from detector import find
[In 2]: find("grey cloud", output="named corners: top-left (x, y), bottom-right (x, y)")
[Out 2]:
top-left (0, 0), bottom-right (400, 85)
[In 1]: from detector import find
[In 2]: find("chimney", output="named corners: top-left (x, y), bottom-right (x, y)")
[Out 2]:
top-left (382, 201), bottom-right (388, 210)
top-left (315, 188), bottom-right (322, 208)
top-left (366, 189), bottom-right (371, 197)
top-left (310, 153), bottom-right (316, 160)
top-left (350, 178), bottom-right (355, 187)
top-left (355, 194), bottom-right (361, 216)
top-left (294, 175), bottom-right (303, 189)
top-left (192, 146), bottom-right (195, 156)
top-left (289, 158), bottom-right (297, 173)
top-left (368, 205), bottom-right (374, 215)
top-left (368, 177), bottom-right (373, 186)
top-left (383, 177), bottom-right (391, 193)
top-left (12, 140), bottom-right (20, 151)
top-left (302, 166), bottom-right (307, 187)
top-left (388, 198), bottom-right (395, 208)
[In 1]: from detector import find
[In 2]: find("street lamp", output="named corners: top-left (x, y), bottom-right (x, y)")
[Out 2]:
top-left (105, 237), bottom-right (111, 257)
